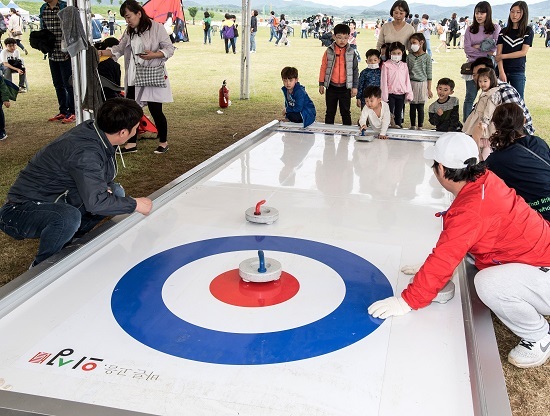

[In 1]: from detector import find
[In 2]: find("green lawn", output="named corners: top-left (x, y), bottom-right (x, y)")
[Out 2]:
top-left (0, 22), bottom-right (549, 416)
top-left (2, 19), bottom-right (549, 280)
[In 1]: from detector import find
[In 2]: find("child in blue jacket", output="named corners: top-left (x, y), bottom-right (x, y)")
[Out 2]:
top-left (281, 66), bottom-right (316, 128)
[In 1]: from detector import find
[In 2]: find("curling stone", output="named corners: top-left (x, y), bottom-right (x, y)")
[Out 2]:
top-left (245, 200), bottom-right (279, 224)
top-left (409, 278), bottom-right (455, 304)
top-left (355, 129), bottom-right (375, 142)
top-left (239, 250), bottom-right (282, 283)
top-left (433, 280), bottom-right (455, 304)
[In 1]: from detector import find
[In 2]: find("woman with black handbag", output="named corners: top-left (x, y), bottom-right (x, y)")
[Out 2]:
top-left (100, 0), bottom-right (175, 155)
top-left (7, 8), bottom-right (27, 55)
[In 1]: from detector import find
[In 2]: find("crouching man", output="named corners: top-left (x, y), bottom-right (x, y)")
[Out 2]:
top-left (368, 132), bottom-right (550, 368)
top-left (0, 98), bottom-right (153, 266)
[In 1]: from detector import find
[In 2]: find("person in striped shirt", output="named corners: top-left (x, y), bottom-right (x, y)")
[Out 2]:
top-left (406, 33), bottom-right (432, 130)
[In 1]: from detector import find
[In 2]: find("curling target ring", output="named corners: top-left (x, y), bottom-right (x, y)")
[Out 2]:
top-left (111, 236), bottom-right (392, 365)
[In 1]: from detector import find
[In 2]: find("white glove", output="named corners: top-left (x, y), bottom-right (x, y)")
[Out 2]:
top-left (400, 263), bottom-right (422, 275)
top-left (368, 296), bottom-right (412, 319)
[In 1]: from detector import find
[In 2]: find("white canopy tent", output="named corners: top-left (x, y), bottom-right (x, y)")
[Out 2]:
top-left (0, 1), bottom-right (31, 22)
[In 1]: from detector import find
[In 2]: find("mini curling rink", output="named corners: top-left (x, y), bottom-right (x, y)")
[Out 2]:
top-left (0, 122), bottom-right (511, 416)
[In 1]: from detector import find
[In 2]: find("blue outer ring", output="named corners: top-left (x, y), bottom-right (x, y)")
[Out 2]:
top-left (111, 236), bottom-right (392, 365)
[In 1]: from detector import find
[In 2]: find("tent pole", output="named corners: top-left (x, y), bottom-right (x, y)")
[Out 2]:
top-left (240, 0), bottom-right (250, 99)
top-left (67, 0), bottom-right (83, 124)
top-left (66, 0), bottom-right (93, 124)
top-left (79, 0), bottom-right (92, 121)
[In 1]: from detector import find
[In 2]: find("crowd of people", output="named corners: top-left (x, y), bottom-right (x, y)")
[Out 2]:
top-left (0, 0), bottom-right (549, 373)
top-left (278, 0), bottom-right (550, 370)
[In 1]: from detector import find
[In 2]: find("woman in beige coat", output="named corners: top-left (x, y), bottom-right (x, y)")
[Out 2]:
top-left (7, 8), bottom-right (27, 55)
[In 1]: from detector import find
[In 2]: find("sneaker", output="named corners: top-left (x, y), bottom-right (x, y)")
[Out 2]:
top-left (417, 126), bottom-right (423, 131)
top-left (18, 87), bottom-right (27, 93)
top-left (508, 332), bottom-right (550, 368)
top-left (154, 145), bottom-right (169, 154)
top-left (62, 114), bottom-right (76, 124)
top-left (120, 146), bottom-right (138, 154)
top-left (0, 132), bottom-right (7, 141)
top-left (48, 113), bottom-right (66, 121)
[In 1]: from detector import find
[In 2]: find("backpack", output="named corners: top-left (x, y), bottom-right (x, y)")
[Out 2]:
top-left (203, 19), bottom-right (210, 30)
top-left (437, 24), bottom-right (444, 35)
top-left (222, 24), bottom-right (235, 39)
top-left (273, 17), bottom-right (279, 27)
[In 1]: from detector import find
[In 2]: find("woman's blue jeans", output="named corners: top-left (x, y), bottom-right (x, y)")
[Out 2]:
top-left (506, 72), bottom-right (526, 99)
top-left (250, 31), bottom-right (256, 51)
top-left (203, 28), bottom-right (211, 44)
top-left (463, 79), bottom-right (478, 122)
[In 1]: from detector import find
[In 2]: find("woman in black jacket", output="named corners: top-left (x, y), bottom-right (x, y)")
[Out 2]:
top-left (483, 103), bottom-right (550, 220)
top-left (447, 13), bottom-right (459, 49)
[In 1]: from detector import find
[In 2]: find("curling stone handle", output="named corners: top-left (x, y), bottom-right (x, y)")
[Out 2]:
top-left (254, 200), bottom-right (266, 215)
top-left (257, 250), bottom-right (267, 273)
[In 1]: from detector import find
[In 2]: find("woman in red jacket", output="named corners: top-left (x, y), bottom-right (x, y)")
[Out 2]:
top-left (368, 132), bottom-right (550, 369)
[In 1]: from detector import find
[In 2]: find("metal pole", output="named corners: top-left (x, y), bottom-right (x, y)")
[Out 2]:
top-left (66, 0), bottom-right (93, 124)
top-left (79, 0), bottom-right (92, 121)
top-left (67, 0), bottom-right (82, 123)
top-left (240, 0), bottom-right (250, 99)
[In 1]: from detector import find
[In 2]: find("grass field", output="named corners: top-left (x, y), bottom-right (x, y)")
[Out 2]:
top-left (0, 21), bottom-right (549, 415)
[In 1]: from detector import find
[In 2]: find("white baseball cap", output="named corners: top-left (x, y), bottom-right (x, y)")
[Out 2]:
top-left (424, 132), bottom-right (479, 169)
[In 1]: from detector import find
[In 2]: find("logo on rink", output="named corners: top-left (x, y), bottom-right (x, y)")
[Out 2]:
top-left (27, 349), bottom-right (160, 381)
top-left (28, 348), bottom-right (103, 371)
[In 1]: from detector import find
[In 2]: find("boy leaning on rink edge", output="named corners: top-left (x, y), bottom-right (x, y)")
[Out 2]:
top-left (428, 77), bottom-right (463, 132)
top-left (318, 23), bottom-right (359, 126)
top-left (358, 86), bottom-right (390, 141)
top-left (280, 66), bottom-right (316, 128)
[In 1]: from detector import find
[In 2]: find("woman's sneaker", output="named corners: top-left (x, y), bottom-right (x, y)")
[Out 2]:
top-left (508, 332), bottom-right (550, 368)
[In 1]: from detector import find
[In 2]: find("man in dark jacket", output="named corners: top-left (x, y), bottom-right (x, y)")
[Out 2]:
top-left (0, 98), bottom-right (153, 266)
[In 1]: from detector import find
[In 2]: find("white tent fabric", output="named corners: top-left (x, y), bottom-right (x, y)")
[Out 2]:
top-left (0, 1), bottom-right (30, 21)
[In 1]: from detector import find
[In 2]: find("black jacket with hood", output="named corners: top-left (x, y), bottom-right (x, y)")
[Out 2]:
top-left (7, 120), bottom-right (137, 215)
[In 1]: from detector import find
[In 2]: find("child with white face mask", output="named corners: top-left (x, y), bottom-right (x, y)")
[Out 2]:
top-left (406, 33), bottom-right (433, 130)
top-left (356, 49), bottom-right (382, 109)
top-left (380, 41), bottom-right (413, 128)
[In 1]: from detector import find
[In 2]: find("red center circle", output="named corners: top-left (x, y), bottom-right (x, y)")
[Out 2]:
top-left (209, 269), bottom-right (300, 307)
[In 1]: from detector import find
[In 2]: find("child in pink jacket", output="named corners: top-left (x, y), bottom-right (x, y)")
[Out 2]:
top-left (381, 41), bottom-right (413, 128)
